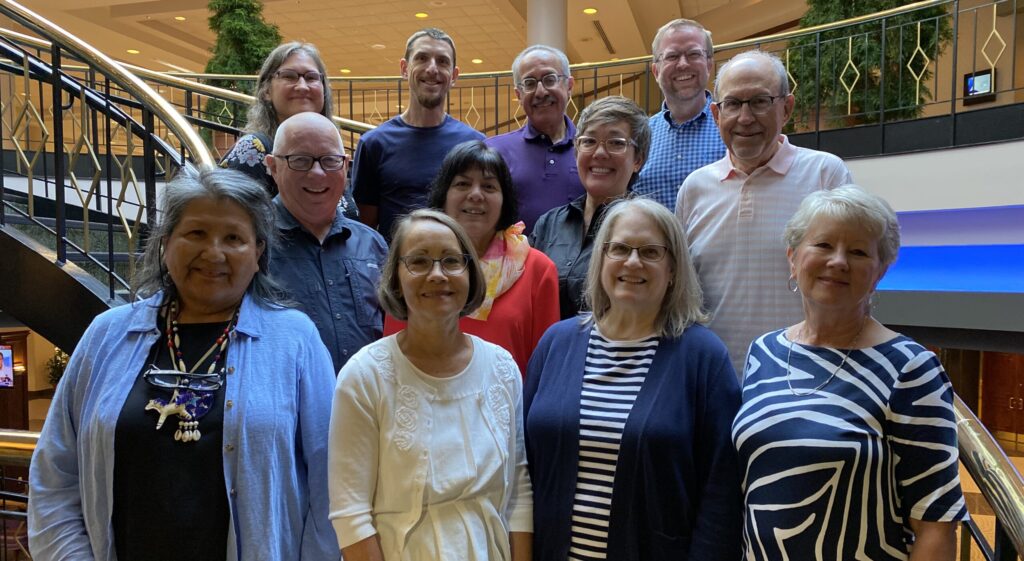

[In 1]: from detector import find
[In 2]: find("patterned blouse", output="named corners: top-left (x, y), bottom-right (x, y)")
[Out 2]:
top-left (732, 329), bottom-right (968, 561)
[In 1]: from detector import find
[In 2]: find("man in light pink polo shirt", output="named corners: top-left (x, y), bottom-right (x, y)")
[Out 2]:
top-left (676, 50), bottom-right (852, 376)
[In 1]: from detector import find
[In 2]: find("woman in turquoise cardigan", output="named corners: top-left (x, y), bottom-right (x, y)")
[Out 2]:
top-left (524, 198), bottom-right (742, 560)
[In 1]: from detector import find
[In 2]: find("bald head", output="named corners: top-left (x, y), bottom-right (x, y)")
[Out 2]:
top-left (714, 50), bottom-right (789, 99)
top-left (267, 112), bottom-right (348, 240)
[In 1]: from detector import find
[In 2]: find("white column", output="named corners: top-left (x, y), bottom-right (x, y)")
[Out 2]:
top-left (526, 0), bottom-right (567, 50)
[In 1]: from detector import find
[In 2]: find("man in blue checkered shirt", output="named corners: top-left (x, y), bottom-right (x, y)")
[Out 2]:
top-left (632, 19), bottom-right (725, 209)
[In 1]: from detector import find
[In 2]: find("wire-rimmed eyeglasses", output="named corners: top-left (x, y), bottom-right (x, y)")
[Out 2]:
top-left (518, 73), bottom-right (567, 93)
top-left (398, 254), bottom-right (471, 276)
top-left (143, 365), bottom-right (224, 392)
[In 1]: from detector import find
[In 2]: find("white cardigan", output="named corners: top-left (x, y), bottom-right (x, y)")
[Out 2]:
top-left (328, 335), bottom-right (533, 560)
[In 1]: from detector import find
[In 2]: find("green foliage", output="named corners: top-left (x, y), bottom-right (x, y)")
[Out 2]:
top-left (46, 347), bottom-right (69, 387)
top-left (786, 0), bottom-right (953, 128)
top-left (203, 0), bottom-right (281, 130)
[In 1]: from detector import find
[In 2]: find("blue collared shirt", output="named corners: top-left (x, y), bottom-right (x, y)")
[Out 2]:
top-left (270, 197), bottom-right (387, 373)
top-left (29, 292), bottom-right (339, 561)
top-left (485, 116), bottom-right (584, 234)
top-left (632, 94), bottom-right (726, 209)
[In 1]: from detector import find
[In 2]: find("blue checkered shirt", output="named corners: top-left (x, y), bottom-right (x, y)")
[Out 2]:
top-left (633, 94), bottom-right (725, 209)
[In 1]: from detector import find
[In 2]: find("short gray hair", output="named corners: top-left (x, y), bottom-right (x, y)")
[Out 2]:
top-left (377, 209), bottom-right (486, 321)
top-left (246, 42), bottom-right (333, 138)
top-left (577, 96), bottom-right (652, 183)
top-left (714, 49), bottom-right (790, 99)
top-left (784, 185), bottom-right (901, 267)
top-left (511, 45), bottom-right (571, 86)
top-left (651, 19), bottom-right (713, 59)
top-left (585, 197), bottom-right (708, 338)
top-left (135, 165), bottom-right (286, 305)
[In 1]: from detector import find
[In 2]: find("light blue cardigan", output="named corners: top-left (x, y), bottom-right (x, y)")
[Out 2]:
top-left (28, 292), bottom-right (340, 561)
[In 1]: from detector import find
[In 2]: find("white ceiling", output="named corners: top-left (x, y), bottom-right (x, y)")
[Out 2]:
top-left (17, 0), bottom-right (808, 76)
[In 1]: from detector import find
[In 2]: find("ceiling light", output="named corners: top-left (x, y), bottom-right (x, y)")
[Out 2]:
top-left (371, 43), bottom-right (386, 50)
top-left (583, 8), bottom-right (598, 15)
top-left (415, 12), bottom-right (429, 18)
top-left (340, 68), bottom-right (352, 74)
top-left (471, 58), bottom-right (483, 64)
top-left (428, 0), bottom-right (446, 6)
top-left (174, 16), bottom-right (186, 21)
top-left (126, 49), bottom-right (140, 54)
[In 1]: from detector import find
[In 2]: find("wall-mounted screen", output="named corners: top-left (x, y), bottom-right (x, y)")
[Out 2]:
top-left (963, 69), bottom-right (996, 104)
top-left (0, 345), bottom-right (12, 388)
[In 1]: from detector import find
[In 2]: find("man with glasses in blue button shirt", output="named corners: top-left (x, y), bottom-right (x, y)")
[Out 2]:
top-left (486, 45), bottom-right (584, 234)
top-left (632, 19), bottom-right (726, 210)
top-left (267, 112), bottom-right (387, 373)
top-left (676, 50), bottom-right (851, 376)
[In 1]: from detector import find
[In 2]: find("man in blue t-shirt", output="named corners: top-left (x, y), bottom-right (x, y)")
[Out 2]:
top-left (351, 28), bottom-right (484, 242)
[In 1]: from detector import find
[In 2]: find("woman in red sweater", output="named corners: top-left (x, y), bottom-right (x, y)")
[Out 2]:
top-left (384, 140), bottom-right (559, 376)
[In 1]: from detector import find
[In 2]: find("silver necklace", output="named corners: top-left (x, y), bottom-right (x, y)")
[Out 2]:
top-left (785, 318), bottom-right (867, 396)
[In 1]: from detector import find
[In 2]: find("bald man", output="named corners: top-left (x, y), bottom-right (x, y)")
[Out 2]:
top-left (266, 112), bottom-right (387, 372)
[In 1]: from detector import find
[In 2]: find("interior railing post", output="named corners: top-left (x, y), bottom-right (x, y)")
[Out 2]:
top-left (814, 31), bottom-right (822, 148)
top-left (949, 0), bottom-right (960, 146)
top-left (492, 75), bottom-right (499, 135)
top-left (103, 76), bottom-right (115, 300)
top-left (50, 42), bottom-right (66, 264)
top-left (0, 62), bottom-right (6, 228)
top-left (347, 81), bottom-right (354, 149)
top-left (994, 519), bottom-right (1018, 561)
top-left (879, 18), bottom-right (887, 152)
top-left (142, 107), bottom-right (156, 236)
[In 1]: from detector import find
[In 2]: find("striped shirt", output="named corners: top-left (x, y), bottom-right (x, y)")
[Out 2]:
top-left (676, 136), bottom-right (851, 376)
top-left (569, 328), bottom-right (659, 560)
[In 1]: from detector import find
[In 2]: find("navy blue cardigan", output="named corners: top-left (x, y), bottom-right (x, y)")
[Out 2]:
top-left (525, 319), bottom-right (743, 561)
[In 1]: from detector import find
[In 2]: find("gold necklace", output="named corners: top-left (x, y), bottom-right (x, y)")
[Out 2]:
top-left (785, 318), bottom-right (867, 397)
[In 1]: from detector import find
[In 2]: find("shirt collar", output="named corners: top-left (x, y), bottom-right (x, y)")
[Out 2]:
top-left (660, 92), bottom-right (714, 129)
top-left (273, 196), bottom-right (352, 241)
top-left (524, 115), bottom-right (576, 147)
top-left (126, 291), bottom-right (264, 338)
top-left (716, 134), bottom-right (795, 180)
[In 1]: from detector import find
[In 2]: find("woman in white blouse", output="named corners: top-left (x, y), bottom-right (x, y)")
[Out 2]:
top-left (328, 208), bottom-right (533, 561)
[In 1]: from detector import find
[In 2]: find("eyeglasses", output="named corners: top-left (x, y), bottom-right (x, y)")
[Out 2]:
top-left (603, 241), bottom-right (669, 262)
top-left (519, 73), bottom-right (567, 93)
top-left (575, 136), bottom-right (637, 154)
top-left (273, 69), bottom-right (323, 85)
top-left (655, 48), bottom-right (708, 65)
top-left (273, 154), bottom-right (347, 172)
top-left (399, 254), bottom-right (470, 276)
top-left (715, 95), bottom-right (785, 117)
top-left (143, 366), bottom-right (224, 391)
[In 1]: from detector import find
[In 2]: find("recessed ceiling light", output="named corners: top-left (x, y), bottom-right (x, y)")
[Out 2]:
top-left (428, 0), bottom-right (446, 6)
top-left (415, 12), bottom-right (429, 18)
top-left (371, 43), bottom-right (386, 50)
top-left (126, 49), bottom-right (140, 54)
top-left (583, 8), bottom-right (598, 15)
top-left (174, 16), bottom-right (186, 21)
top-left (340, 68), bottom-right (352, 74)
top-left (471, 58), bottom-right (483, 64)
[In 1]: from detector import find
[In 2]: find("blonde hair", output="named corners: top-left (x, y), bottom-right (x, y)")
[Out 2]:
top-left (585, 197), bottom-right (707, 338)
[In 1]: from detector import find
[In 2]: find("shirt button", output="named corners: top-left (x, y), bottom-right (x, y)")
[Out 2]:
top-left (225, 444), bottom-right (234, 452)
top-left (327, 279), bottom-right (334, 286)
top-left (230, 488), bottom-right (237, 496)
top-left (227, 366), bottom-right (235, 374)
top-left (565, 260), bottom-right (573, 266)
top-left (548, 159), bottom-right (555, 165)
top-left (343, 349), bottom-right (349, 356)
top-left (226, 400), bottom-right (234, 410)
top-left (335, 313), bottom-right (342, 320)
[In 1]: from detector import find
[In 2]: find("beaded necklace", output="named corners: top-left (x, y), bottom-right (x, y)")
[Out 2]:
top-left (143, 300), bottom-right (238, 443)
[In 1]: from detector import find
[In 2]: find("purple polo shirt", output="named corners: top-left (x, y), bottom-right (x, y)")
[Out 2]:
top-left (486, 116), bottom-right (584, 234)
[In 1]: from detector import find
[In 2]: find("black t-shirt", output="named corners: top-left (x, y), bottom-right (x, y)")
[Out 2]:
top-left (112, 318), bottom-right (230, 561)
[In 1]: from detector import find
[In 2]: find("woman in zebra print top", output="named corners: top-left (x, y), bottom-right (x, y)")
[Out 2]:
top-left (732, 185), bottom-right (967, 561)
top-left (525, 198), bottom-right (743, 561)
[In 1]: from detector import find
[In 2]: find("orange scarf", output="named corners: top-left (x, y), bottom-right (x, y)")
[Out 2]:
top-left (469, 222), bottom-right (530, 321)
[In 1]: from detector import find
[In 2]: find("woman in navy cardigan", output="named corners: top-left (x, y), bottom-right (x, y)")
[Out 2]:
top-left (525, 198), bottom-right (742, 561)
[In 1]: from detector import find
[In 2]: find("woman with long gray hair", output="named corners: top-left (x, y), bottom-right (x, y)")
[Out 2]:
top-left (219, 41), bottom-right (357, 218)
top-left (29, 165), bottom-right (339, 561)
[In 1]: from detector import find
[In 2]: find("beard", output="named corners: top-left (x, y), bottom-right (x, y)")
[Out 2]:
top-left (415, 89), bottom-right (446, 110)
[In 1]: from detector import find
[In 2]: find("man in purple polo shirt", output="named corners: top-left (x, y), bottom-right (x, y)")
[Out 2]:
top-left (486, 45), bottom-right (584, 234)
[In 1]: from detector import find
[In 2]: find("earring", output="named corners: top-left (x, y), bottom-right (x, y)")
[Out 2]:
top-left (787, 276), bottom-right (799, 293)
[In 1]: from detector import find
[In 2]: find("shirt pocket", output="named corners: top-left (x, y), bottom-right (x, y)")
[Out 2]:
top-left (345, 258), bottom-right (383, 328)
